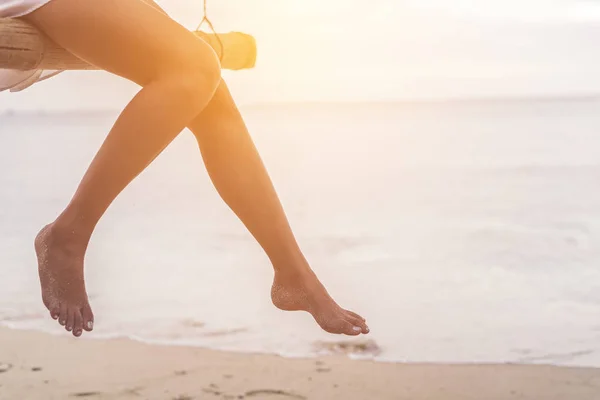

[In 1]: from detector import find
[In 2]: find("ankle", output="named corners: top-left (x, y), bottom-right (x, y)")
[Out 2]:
top-left (50, 214), bottom-right (93, 251)
top-left (272, 253), bottom-right (313, 278)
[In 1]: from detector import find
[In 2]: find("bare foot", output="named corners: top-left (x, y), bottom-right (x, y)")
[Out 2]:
top-left (271, 268), bottom-right (369, 335)
top-left (35, 224), bottom-right (94, 337)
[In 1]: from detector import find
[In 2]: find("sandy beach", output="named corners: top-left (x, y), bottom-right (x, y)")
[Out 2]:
top-left (0, 328), bottom-right (598, 400)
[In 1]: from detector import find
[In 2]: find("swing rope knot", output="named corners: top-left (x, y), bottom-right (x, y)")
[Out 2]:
top-left (196, 0), bottom-right (224, 62)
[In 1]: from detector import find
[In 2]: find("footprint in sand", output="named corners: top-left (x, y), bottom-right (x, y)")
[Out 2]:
top-left (0, 363), bottom-right (12, 373)
top-left (69, 392), bottom-right (102, 397)
top-left (174, 370), bottom-right (188, 376)
top-left (244, 389), bottom-right (306, 399)
top-left (202, 387), bottom-right (222, 396)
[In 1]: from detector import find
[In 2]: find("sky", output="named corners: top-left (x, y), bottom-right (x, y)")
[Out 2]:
top-left (1, 0), bottom-right (600, 110)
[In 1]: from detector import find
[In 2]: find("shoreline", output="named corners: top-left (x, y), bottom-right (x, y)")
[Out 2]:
top-left (1, 328), bottom-right (599, 399)
top-left (3, 93), bottom-right (600, 115)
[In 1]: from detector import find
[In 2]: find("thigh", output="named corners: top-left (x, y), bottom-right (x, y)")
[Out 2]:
top-left (23, 0), bottom-right (218, 85)
top-left (140, 0), bottom-right (169, 15)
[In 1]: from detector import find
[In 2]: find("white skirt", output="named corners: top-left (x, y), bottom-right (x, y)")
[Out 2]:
top-left (0, 0), bottom-right (62, 93)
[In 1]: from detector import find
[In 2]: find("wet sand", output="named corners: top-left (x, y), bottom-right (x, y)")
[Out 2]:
top-left (0, 328), bottom-right (599, 399)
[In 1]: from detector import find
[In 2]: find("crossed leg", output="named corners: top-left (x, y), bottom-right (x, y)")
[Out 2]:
top-left (26, 0), bottom-right (222, 337)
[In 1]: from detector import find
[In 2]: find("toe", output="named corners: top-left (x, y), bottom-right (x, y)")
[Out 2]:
top-left (324, 319), bottom-right (361, 336)
top-left (65, 308), bottom-right (75, 332)
top-left (49, 304), bottom-right (60, 320)
top-left (82, 303), bottom-right (94, 332)
top-left (58, 303), bottom-right (68, 326)
top-left (72, 309), bottom-right (83, 337)
top-left (342, 321), bottom-right (362, 336)
top-left (345, 314), bottom-right (369, 334)
top-left (345, 310), bottom-right (366, 322)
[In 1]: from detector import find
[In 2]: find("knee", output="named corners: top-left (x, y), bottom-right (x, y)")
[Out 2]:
top-left (192, 81), bottom-right (241, 127)
top-left (156, 44), bottom-right (222, 109)
top-left (182, 46), bottom-right (222, 98)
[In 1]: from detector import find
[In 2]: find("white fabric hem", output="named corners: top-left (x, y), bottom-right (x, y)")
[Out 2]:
top-left (0, 0), bottom-right (63, 93)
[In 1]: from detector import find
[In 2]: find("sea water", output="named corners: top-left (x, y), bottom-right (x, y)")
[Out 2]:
top-left (1, 99), bottom-right (599, 367)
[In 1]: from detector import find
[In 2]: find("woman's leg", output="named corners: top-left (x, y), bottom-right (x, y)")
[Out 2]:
top-left (189, 81), bottom-right (369, 335)
top-left (25, 0), bottom-right (221, 337)
top-left (140, 0), bottom-right (367, 335)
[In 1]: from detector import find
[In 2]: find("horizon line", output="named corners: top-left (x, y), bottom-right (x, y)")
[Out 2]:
top-left (2, 92), bottom-right (600, 114)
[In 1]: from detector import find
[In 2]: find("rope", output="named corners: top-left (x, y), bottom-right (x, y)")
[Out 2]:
top-left (196, 0), bottom-right (224, 62)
